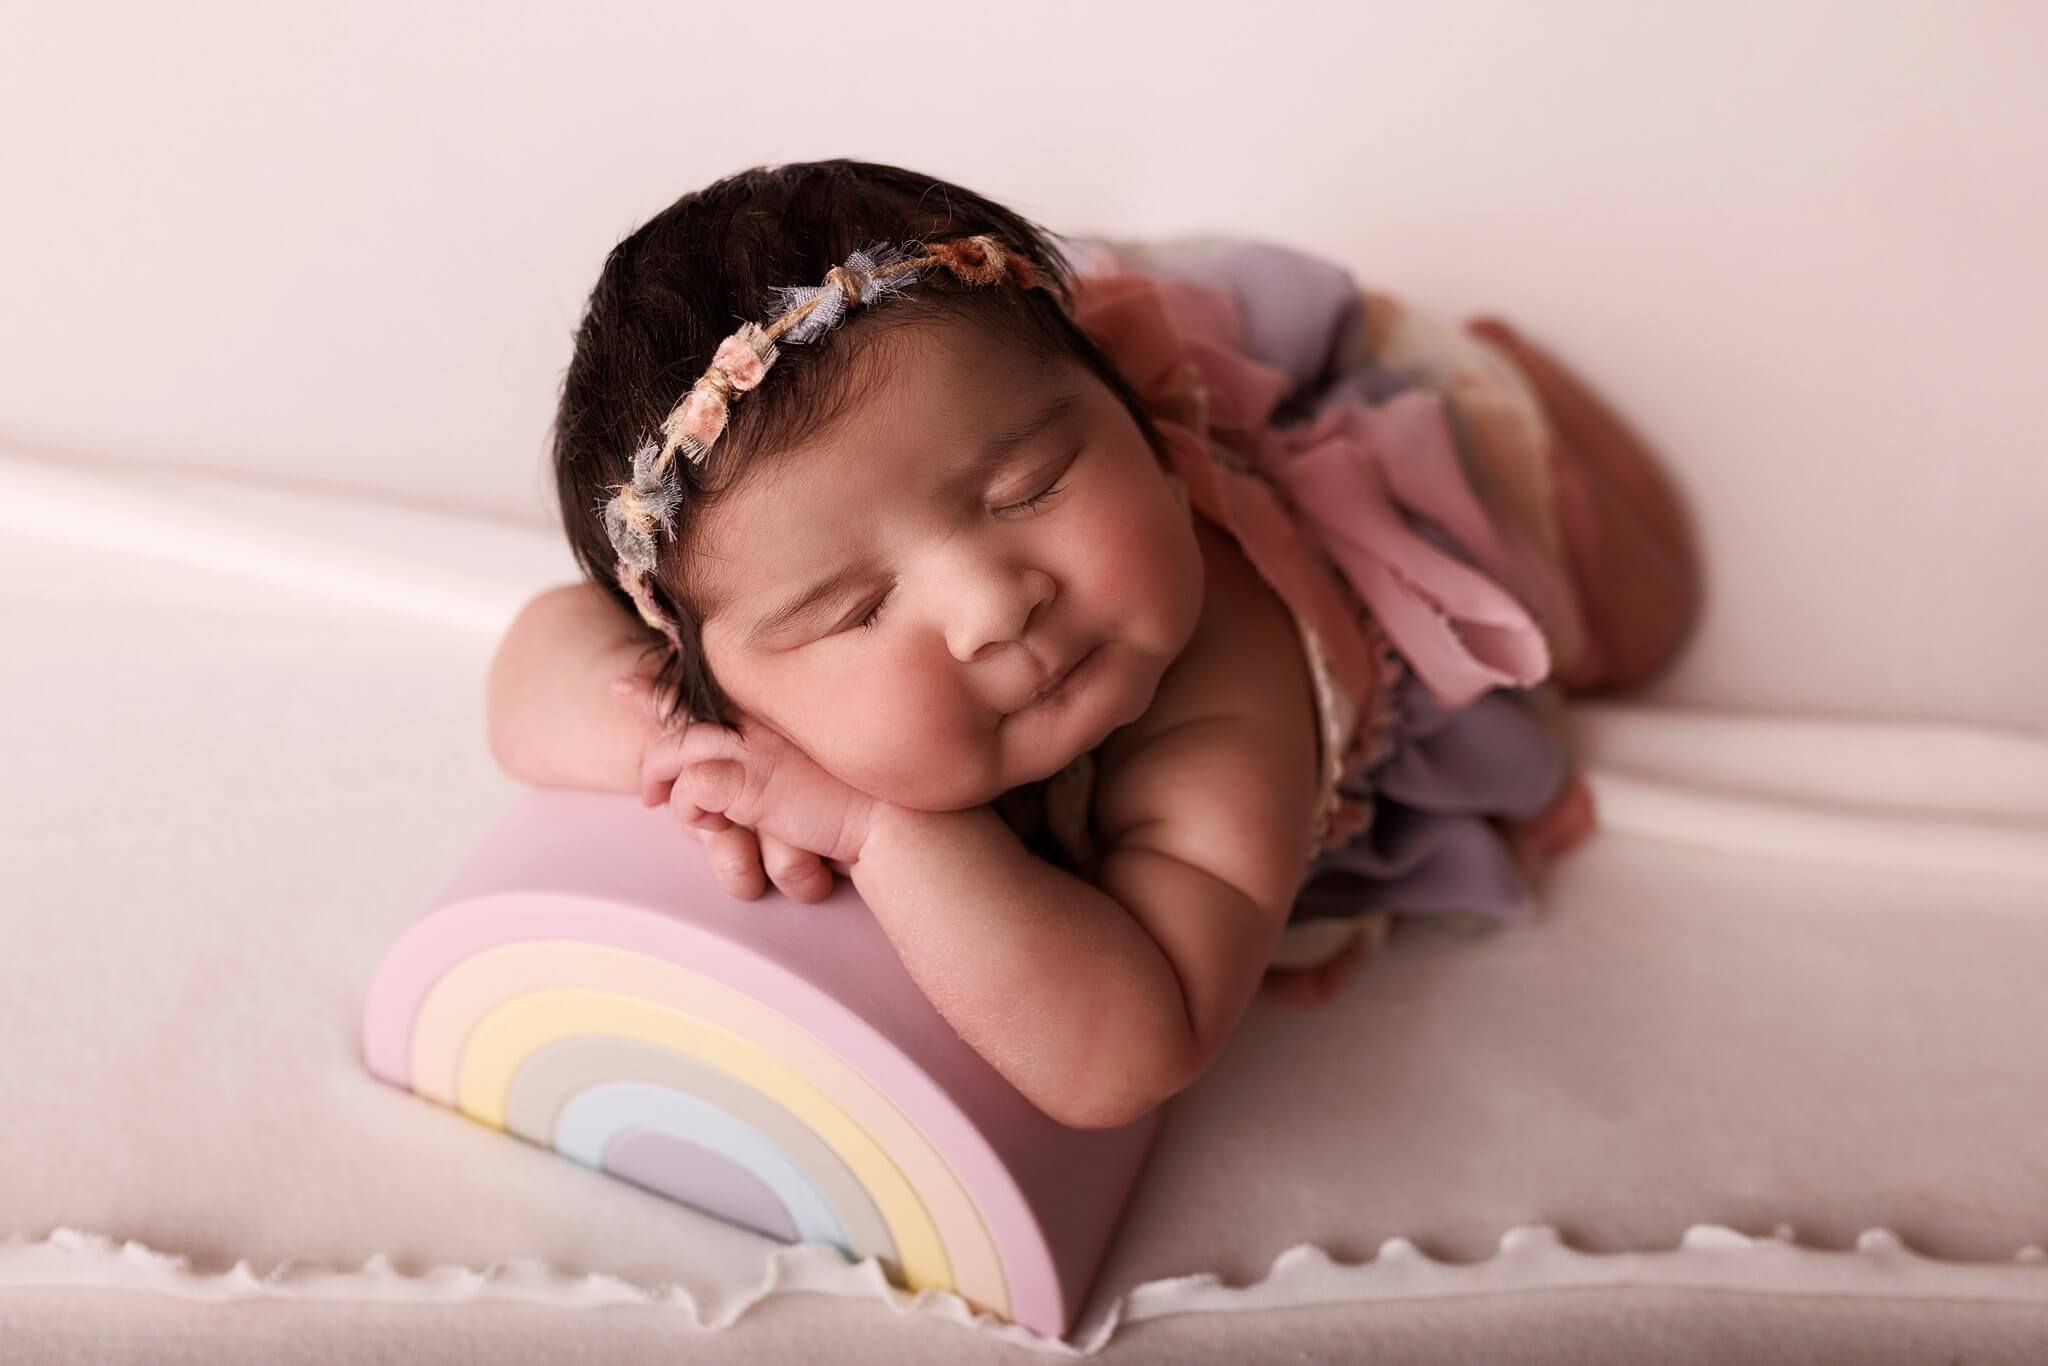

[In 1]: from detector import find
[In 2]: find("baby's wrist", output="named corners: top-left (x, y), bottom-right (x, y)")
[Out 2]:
top-left (850, 802), bottom-right (1016, 886)
top-left (852, 799), bottom-right (924, 868)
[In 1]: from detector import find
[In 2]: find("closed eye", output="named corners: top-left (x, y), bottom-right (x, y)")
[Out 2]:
top-left (998, 479), bottom-right (1065, 516)
top-left (853, 588), bottom-right (892, 632)
top-left (995, 445), bottom-right (1081, 518)
top-left (839, 446), bottom-right (1082, 638)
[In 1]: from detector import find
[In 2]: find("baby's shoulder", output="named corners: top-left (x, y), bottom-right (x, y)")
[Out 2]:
top-left (1091, 517), bottom-right (1321, 878)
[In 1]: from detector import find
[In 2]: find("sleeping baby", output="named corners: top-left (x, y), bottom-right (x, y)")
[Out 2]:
top-left (485, 159), bottom-right (1701, 1130)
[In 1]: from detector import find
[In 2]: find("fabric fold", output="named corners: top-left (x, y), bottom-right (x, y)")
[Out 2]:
top-left (1068, 257), bottom-right (1564, 713)
top-left (1055, 241), bottom-right (1578, 936)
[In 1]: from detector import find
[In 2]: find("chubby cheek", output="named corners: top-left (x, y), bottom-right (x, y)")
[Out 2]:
top-left (1144, 505), bottom-right (1206, 649)
top-left (1083, 463), bottom-right (1205, 657)
top-left (767, 646), bottom-right (998, 809)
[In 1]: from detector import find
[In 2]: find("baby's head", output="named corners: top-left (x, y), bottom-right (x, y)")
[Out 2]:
top-left (553, 160), bottom-right (1205, 811)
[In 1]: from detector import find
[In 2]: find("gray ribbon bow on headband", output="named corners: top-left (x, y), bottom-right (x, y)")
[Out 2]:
top-left (766, 247), bottom-right (926, 344)
top-left (602, 439), bottom-right (676, 574)
top-left (598, 248), bottom-right (950, 581)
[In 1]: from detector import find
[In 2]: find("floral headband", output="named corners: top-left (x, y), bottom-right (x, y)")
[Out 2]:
top-left (602, 234), bottom-right (1045, 648)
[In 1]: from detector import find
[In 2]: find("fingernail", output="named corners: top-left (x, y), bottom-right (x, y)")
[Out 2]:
top-left (610, 676), bottom-right (640, 701)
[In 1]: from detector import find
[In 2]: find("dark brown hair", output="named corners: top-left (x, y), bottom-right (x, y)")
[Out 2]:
top-left (551, 159), bottom-right (1166, 730)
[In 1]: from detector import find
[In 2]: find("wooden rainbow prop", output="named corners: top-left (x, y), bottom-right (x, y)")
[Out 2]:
top-left (361, 788), bottom-right (1161, 1336)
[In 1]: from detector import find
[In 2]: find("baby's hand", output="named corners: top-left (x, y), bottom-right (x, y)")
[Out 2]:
top-left (606, 671), bottom-right (864, 897)
top-left (693, 821), bottom-right (845, 905)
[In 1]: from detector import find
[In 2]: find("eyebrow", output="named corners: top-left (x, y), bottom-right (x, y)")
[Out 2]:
top-left (747, 388), bottom-right (1082, 643)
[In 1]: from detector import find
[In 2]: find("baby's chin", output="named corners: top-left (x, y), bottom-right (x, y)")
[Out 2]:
top-left (859, 745), bottom-right (1090, 813)
top-left (831, 651), bottom-right (1170, 811)
top-left (844, 723), bottom-right (1112, 812)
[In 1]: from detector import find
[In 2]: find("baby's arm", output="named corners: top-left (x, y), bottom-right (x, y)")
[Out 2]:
top-left (488, 584), bottom-right (842, 902)
top-left (485, 582), bottom-right (664, 793)
top-left (849, 521), bottom-right (1321, 1130)
top-left (852, 730), bottom-right (1314, 1130)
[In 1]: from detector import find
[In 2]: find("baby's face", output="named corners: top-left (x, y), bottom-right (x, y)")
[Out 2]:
top-left (693, 313), bottom-right (1205, 811)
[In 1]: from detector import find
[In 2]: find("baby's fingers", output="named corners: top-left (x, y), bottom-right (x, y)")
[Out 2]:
top-left (674, 802), bottom-right (735, 833)
top-left (694, 823), bottom-right (767, 901)
top-left (758, 834), bottom-right (834, 904)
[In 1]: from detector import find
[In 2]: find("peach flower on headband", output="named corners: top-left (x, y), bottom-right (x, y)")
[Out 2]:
top-left (710, 328), bottom-right (774, 390)
top-left (603, 238), bottom-right (1045, 627)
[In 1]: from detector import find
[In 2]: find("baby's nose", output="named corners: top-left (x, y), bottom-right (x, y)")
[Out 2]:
top-left (944, 564), bottom-right (1056, 663)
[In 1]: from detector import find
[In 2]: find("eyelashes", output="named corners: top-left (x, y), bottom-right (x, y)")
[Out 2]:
top-left (997, 473), bottom-right (1069, 517)
top-left (994, 440), bottom-right (1082, 519)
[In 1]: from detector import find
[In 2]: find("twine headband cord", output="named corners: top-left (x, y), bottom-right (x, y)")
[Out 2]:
top-left (601, 234), bottom-right (1044, 649)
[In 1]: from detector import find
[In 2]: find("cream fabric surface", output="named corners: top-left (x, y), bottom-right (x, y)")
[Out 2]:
top-left (2, 452), bottom-right (2045, 1359)
top-left (8, 7), bottom-right (2048, 1355)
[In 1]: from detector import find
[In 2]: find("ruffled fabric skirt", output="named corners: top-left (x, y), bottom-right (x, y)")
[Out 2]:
top-left (1271, 514), bottom-right (1570, 970)
top-left (1055, 237), bottom-right (1700, 970)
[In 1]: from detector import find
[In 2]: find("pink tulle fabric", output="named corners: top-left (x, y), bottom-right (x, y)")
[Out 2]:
top-left (1068, 267), bottom-right (1570, 714)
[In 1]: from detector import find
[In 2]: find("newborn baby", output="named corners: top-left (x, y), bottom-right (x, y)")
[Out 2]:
top-left (487, 159), bottom-right (1700, 1129)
